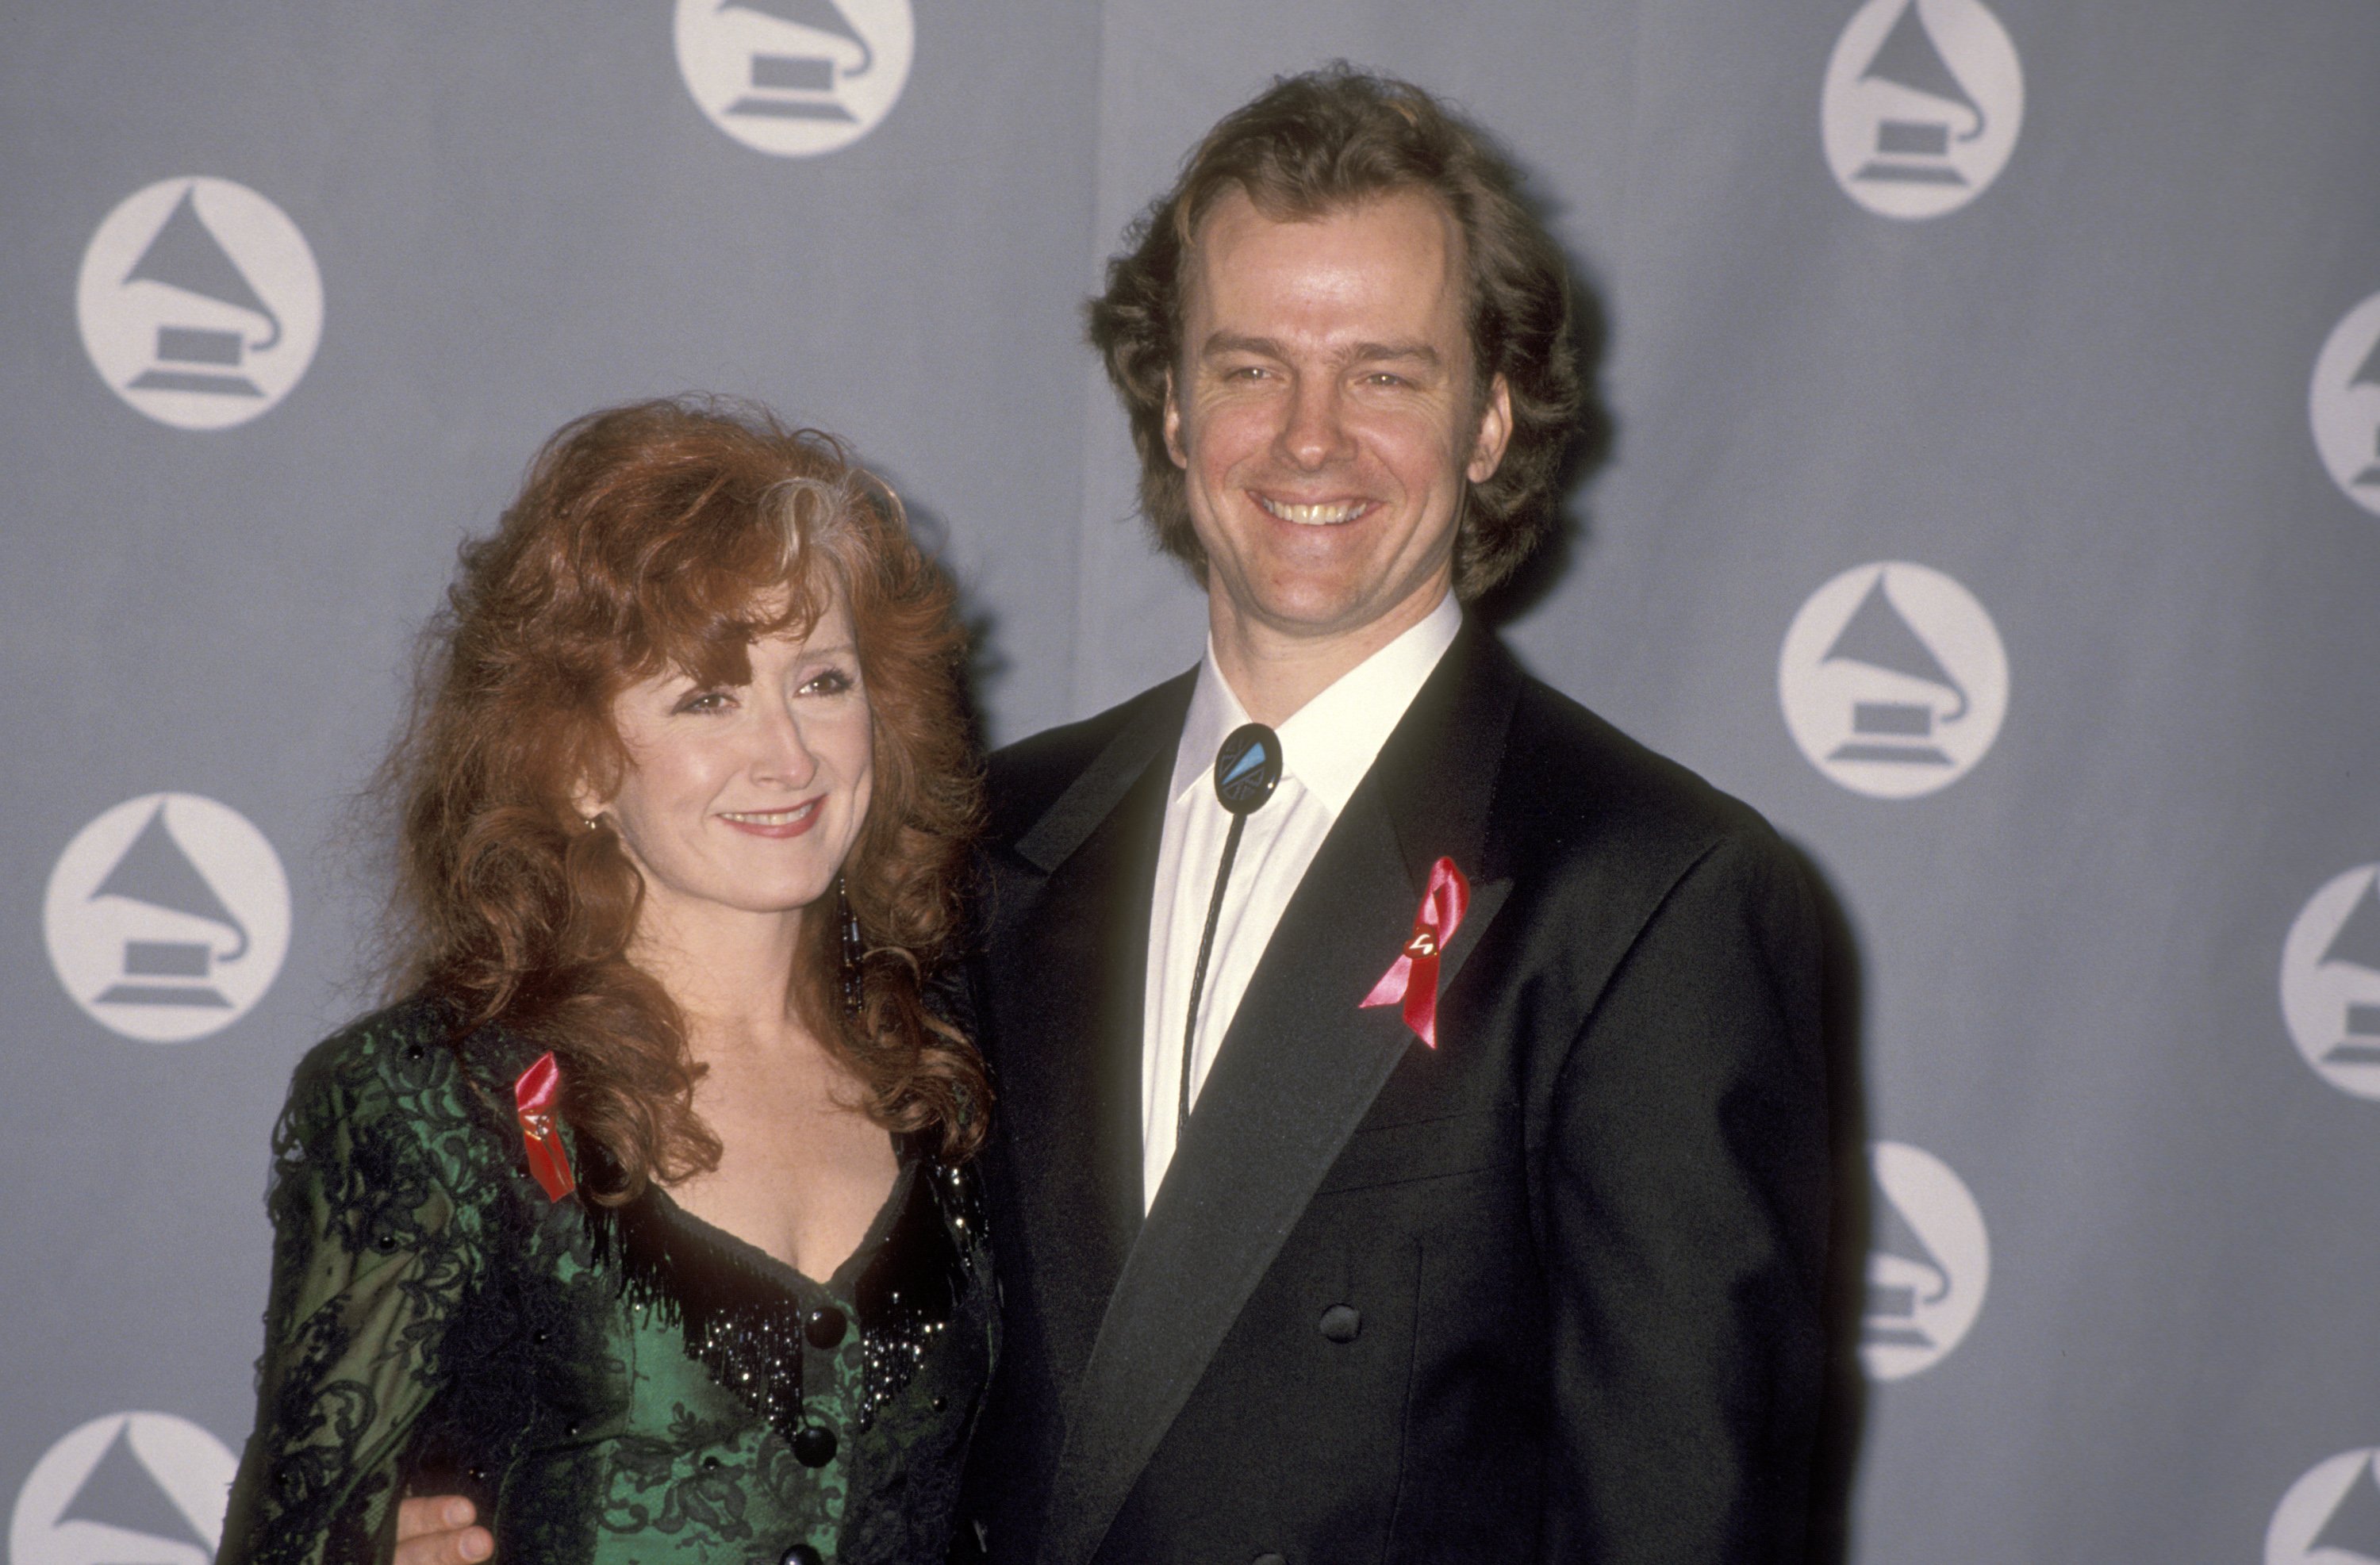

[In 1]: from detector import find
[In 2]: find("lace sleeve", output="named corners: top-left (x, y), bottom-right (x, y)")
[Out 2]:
top-left (218, 1034), bottom-right (479, 1565)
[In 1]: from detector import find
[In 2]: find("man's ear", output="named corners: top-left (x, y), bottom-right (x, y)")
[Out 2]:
top-left (1162, 370), bottom-right (1188, 470)
top-left (1467, 374), bottom-right (1514, 484)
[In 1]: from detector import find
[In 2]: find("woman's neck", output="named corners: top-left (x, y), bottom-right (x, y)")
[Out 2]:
top-left (628, 899), bottom-right (810, 1050)
top-left (633, 896), bottom-right (896, 1281)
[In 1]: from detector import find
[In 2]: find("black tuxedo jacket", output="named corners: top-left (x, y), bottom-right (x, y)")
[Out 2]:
top-left (956, 623), bottom-right (1829, 1564)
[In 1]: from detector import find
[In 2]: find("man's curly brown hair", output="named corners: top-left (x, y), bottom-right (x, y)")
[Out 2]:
top-left (381, 397), bottom-right (986, 1199)
top-left (1088, 64), bottom-right (1583, 600)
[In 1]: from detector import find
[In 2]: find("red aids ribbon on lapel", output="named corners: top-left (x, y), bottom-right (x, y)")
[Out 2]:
top-left (1360, 857), bottom-right (1471, 1049)
top-left (514, 1051), bottom-right (576, 1203)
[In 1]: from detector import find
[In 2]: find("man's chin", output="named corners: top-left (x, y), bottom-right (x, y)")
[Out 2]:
top-left (1240, 565), bottom-right (1456, 635)
top-left (1226, 583), bottom-right (1361, 631)
top-left (1236, 594), bottom-right (1419, 650)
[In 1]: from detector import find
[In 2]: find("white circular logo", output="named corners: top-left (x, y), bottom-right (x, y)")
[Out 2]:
top-left (2311, 291), bottom-right (2380, 519)
top-left (674, 0), bottom-right (913, 157)
top-left (2281, 865), bottom-right (2380, 1101)
top-left (76, 178), bottom-right (323, 431)
top-left (1822, 0), bottom-right (2024, 220)
top-left (44, 794), bottom-right (291, 1044)
top-left (1779, 561), bottom-right (2009, 798)
top-left (1860, 1141), bottom-right (1989, 1380)
top-left (9, 1412), bottom-right (236, 1565)
top-left (2268, 1448), bottom-right (2380, 1565)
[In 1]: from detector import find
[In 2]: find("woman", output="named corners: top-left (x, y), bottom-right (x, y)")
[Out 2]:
top-left (217, 399), bottom-right (992, 1565)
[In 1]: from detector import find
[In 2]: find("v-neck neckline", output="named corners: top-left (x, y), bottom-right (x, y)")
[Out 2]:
top-left (647, 1153), bottom-right (919, 1302)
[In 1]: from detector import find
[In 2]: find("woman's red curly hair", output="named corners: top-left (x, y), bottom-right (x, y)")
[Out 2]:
top-left (382, 397), bottom-right (986, 1197)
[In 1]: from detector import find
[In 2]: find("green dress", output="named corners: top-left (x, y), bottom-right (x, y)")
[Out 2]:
top-left (217, 996), bottom-right (996, 1565)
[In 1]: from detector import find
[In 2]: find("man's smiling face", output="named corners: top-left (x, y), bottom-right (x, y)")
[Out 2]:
top-left (1165, 186), bottom-right (1512, 654)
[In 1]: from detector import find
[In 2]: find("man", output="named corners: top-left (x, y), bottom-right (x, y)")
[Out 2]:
top-left (400, 65), bottom-right (1827, 1565)
top-left (954, 67), bottom-right (1827, 1563)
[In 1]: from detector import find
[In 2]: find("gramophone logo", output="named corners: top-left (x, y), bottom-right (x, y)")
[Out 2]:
top-left (674, 0), bottom-right (913, 157)
top-left (2280, 865), bottom-right (2380, 1102)
top-left (43, 794), bottom-right (291, 1044)
top-left (2267, 1448), bottom-right (2380, 1565)
top-left (7, 1411), bottom-right (236, 1565)
top-left (75, 178), bottom-right (323, 432)
top-left (1860, 1140), bottom-right (1988, 1381)
top-left (1779, 561), bottom-right (2009, 799)
top-left (1821, 0), bottom-right (2024, 221)
top-left (2311, 290), bottom-right (2380, 520)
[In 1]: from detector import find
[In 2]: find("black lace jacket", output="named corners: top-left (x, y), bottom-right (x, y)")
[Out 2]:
top-left (217, 996), bottom-right (995, 1565)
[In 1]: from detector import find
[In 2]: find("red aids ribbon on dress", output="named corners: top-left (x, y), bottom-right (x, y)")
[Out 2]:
top-left (514, 1051), bottom-right (576, 1203)
top-left (1360, 856), bottom-right (1471, 1049)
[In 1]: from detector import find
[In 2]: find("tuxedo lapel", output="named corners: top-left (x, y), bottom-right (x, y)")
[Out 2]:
top-left (1040, 623), bottom-right (1525, 1565)
top-left (1012, 677), bottom-right (1195, 876)
top-left (988, 677), bottom-right (1191, 1410)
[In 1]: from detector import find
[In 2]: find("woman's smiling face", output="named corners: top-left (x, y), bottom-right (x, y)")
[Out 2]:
top-left (591, 595), bottom-right (873, 934)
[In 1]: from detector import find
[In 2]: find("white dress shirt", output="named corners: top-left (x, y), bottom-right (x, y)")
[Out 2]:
top-left (1139, 593), bottom-right (1462, 1208)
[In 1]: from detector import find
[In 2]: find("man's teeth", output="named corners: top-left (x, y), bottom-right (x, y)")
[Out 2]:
top-left (722, 804), bottom-right (815, 824)
top-left (1258, 497), bottom-right (1368, 526)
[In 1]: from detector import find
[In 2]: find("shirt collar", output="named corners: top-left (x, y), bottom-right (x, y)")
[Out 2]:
top-left (1169, 593), bottom-right (1463, 815)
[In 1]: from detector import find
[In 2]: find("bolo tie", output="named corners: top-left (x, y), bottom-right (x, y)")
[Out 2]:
top-left (1177, 722), bottom-right (1284, 1138)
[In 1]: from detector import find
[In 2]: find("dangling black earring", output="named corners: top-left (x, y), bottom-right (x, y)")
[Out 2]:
top-left (839, 874), bottom-right (865, 1017)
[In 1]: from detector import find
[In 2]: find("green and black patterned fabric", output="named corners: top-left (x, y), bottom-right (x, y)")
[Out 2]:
top-left (217, 995), bottom-right (995, 1565)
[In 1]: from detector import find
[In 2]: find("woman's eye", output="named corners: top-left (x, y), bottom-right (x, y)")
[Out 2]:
top-left (800, 666), bottom-right (854, 696)
top-left (674, 689), bottom-right (731, 714)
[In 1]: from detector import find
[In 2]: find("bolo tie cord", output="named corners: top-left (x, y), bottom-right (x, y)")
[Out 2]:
top-left (1178, 811), bottom-right (1248, 1139)
top-left (1177, 722), bottom-right (1283, 1139)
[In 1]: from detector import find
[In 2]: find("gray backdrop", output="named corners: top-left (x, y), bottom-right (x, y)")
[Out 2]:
top-left (6, 3), bottom-right (2378, 1563)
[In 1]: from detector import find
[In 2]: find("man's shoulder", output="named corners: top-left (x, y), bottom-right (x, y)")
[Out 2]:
top-left (985, 672), bottom-right (1193, 846)
top-left (1493, 668), bottom-right (1789, 881)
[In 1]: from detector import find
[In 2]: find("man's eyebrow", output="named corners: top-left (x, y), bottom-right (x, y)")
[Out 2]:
top-left (1196, 333), bottom-right (1445, 366)
top-left (1348, 340), bottom-right (1442, 366)
top-left (1198, 332), bottom-right (1286, 359)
